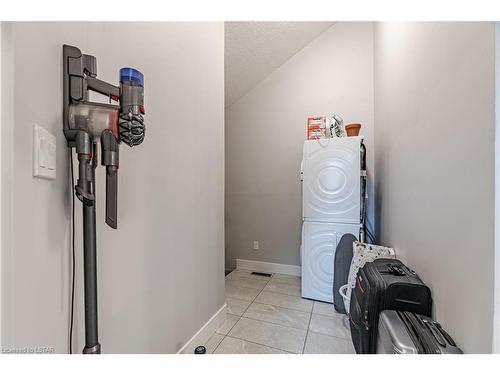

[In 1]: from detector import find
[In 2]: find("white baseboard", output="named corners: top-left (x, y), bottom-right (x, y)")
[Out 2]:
top-left (236, 259), bottom-right (301, 277)
top-left (176, 303), bottom-right (226, 354)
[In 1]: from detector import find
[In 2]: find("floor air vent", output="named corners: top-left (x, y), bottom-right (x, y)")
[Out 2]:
top-left (251, 272), bottom-right (272, 277)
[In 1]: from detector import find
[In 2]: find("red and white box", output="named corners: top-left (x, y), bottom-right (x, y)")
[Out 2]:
top-left (307, 116), bottom-right (327, 140)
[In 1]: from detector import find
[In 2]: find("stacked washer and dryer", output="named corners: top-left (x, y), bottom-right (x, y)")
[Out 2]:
top-left (300, 136), bottom-right (366, 303)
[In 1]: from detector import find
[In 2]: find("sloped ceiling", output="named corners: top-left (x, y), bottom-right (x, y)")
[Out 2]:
top-left (225, 21), bottom-right (334, 107)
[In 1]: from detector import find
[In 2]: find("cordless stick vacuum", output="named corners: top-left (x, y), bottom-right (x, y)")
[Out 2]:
top-left (63, 45), bottom-right (145, 354)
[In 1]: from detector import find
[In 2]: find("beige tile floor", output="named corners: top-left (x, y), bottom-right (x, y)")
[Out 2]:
top-left (204, 269), bottom-right (355, 354)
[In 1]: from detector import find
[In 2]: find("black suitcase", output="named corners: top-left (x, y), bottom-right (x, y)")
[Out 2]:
top-left (349, 258), bottom-right (432, 354)
top-left (333, 234), bottom-right (357, 314)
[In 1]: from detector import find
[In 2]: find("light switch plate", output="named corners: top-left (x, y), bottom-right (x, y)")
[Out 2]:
top-left (33, 124), bottom-right (56, 180)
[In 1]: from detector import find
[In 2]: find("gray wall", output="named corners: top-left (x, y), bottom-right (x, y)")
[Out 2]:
top-left (495, 22), bottom-right (500, 353)
top-left (374, 22), bottom-right (495, 353)
top-left (225, 23), bottom-right (375, 269)
top-left (1, 22), bottom-right (225, 353)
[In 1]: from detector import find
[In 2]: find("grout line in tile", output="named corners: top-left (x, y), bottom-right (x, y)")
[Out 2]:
top-left (211, 333), bottom-right (226, 354)
top-left (235, 315), bottom-right (309, 333)
top-left (311, 310), bottom-right (346, 318)
top-left (252, 293), bottom-right (313, 314)
top-left (307, 314), bottom-right (352, 341)
top-left (218, 313), bottom-right (241, 336)
top-left (248, 301), bottom-right (312, 315)
top-left (225, 280), bottom-right (267, 291)
top-left (306, 330), bottom-right (351, 341)
top-left (261, 290), bottom-right (302, 298)
top-left (310, 311), bottom-right (347, 321)
top-left (259, 289), bottom-right (305, 299)
top-left (223, 335), bottom-right (297, 354)
top-left (225, 296), bottom-right (258, 304)
top-left (226, 276), bottom-right (272, 336)
top-left (242, 275), bottom-right (273, 313)
top-left (307, 330), bottom-right (353, 343)
top-left (301, 309), bottom-right (314, 354)
top-left (241, 303), bottom-right (311, 330)
top-left (311, 301), bottom-right (348, 318)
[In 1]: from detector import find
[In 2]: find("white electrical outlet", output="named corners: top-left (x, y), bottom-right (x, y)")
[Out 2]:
top-left (33, 124), bottom-right (56, 180)
top-left (253, 241), bottom-right (259, 250)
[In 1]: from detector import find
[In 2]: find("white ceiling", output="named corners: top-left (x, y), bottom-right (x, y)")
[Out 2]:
top-left (225, 22), bottom-right (334, 107)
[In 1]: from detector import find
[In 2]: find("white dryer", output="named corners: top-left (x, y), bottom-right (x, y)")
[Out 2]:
top-left (301, 221), bottom-right (361, 302)
top-left (302, 137), bottom-right (361, 222)
top-left (301, 137), bottom-right (363, 302)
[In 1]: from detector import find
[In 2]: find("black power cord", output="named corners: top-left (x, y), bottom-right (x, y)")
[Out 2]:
top-left (365, 224), bottom-right (376, 244)
top-left (69, 149), bottom-right (76, 354)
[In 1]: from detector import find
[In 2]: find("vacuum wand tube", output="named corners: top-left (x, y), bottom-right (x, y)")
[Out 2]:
top-left (82, 143), bottom-right (100, 354)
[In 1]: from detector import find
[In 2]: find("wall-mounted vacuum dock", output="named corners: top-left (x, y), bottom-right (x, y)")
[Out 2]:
top-left (63, 44), bottom-right (145, 354)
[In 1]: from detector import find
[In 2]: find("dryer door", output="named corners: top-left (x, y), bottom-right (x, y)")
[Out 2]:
top-left (302, 137), bottom-right (361, 222)
top-left (301, 221), bottom-right (359, 303)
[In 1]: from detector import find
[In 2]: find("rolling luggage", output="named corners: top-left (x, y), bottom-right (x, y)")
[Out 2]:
top-left (349, 258), bottom-right (432, 354)
top-left (333, 234), bottom-right (357, 314)
top-left (345, 242), bottom-right (396, 314)
top-left (377, 310), bottom-right (462, 354)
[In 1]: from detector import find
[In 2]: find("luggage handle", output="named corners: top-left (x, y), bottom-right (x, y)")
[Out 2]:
top-left (404, 311), bottom-right (442, 354)
top-left (425, 321), bottom-right (447, 347)
top-left (393, 298), bottom-right (421, 306)
top-left (436, 323), bottom-right (457, 347)
top-left (381, 264), bottom-right (406, 276)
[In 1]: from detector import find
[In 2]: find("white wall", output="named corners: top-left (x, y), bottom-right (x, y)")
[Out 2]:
top-left (1, 22), bottom-right (14, 350)
top-left (374, 22), bottom-right (495, 353)
top-left (225, 22), bottom-right (374, 269)
top-left (1, 22), bottom-right (225, 353)
top-left (494, 21), bottom-right (500, 354)
top-left (0, 22), bottom-right (3, 347)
